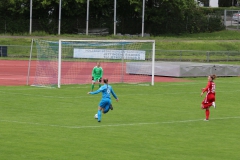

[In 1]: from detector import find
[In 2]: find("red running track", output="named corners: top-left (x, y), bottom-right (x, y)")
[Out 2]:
top-left (0, 60), bottom-right (186, 86)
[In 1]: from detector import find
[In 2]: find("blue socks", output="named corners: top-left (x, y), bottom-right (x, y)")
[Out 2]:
top-left (97, 110), bottom-right (102, 122)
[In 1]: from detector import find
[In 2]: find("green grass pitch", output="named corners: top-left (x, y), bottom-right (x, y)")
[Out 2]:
top-left (0, 77), bottom-right (239, 160)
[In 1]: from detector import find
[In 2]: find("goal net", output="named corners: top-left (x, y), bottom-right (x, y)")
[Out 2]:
top-left (31, 39), bottom-right (155, 88)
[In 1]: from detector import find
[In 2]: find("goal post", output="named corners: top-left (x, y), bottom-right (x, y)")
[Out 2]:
top-left (30, 40), bottom-right (59, 88)
top-left (31, 39), bottom-right (155, 88)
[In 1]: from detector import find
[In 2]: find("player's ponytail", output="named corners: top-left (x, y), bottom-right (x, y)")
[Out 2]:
top-left (103, 78), bottom-right (108, 84)
top-left (210, 74), bottom-right (217, 80)
top-left (103, 78), bottom-right (108, 89)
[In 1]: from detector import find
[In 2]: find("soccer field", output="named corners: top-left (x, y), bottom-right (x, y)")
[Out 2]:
top-left (0, 77), bottom-right (239, 160)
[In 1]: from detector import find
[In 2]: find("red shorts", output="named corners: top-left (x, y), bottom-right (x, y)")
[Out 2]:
top-left (201, 93), bottom-right (215, 109)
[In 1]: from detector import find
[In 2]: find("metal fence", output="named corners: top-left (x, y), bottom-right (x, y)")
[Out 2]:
top-left (224, 10), bottom-right (240, 30)
top-left (1, 9), bottom-right (240, 35)
top-left (155, 50), bottom-right (240, 63)
top-left (0, 12), bottom-right (226, 35)
top-left (0, 45), bottom-right (239, 64)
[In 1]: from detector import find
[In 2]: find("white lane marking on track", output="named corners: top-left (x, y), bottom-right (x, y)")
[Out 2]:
top-left (1, 117), bottom-right (240, 129)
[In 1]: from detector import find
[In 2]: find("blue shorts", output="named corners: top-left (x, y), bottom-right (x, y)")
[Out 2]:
top-left (99, 98), bottom-right (111, 114)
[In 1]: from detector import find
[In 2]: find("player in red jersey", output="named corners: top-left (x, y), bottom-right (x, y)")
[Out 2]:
top-left (200, 74), bottom-right (216, 121)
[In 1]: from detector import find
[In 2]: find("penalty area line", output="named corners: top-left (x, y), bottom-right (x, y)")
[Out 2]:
top-left (0, 116), bottom-right (240, 129)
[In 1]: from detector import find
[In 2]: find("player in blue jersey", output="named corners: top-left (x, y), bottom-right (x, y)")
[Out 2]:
top-left (88, 78), bottom-right (119, 122)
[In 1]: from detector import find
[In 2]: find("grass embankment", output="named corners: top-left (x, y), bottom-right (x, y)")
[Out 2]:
top-left (0, 30), bottom-right (240, 50)
top-left (0, 30), bottom-right (240, 63)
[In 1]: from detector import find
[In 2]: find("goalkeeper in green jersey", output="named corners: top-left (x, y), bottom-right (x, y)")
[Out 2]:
top-left (91, 62), bottom-right (103, 91)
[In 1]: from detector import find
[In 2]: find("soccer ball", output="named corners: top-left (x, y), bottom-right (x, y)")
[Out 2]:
top-left (94, 114), bottom-right (98, 119)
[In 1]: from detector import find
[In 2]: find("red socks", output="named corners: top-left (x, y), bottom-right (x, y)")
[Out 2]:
top-left (205, 109), bottom-right (210, 120)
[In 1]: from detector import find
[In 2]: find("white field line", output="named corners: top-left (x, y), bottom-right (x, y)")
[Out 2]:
top-left (1, 89), bottom-right (240, 99)
top-left (1, 80), bottom-right (239, 91)
top-left (0, 80), bottom-right (239, 95)
top-left (0, 117), bottom-right (240, 129)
